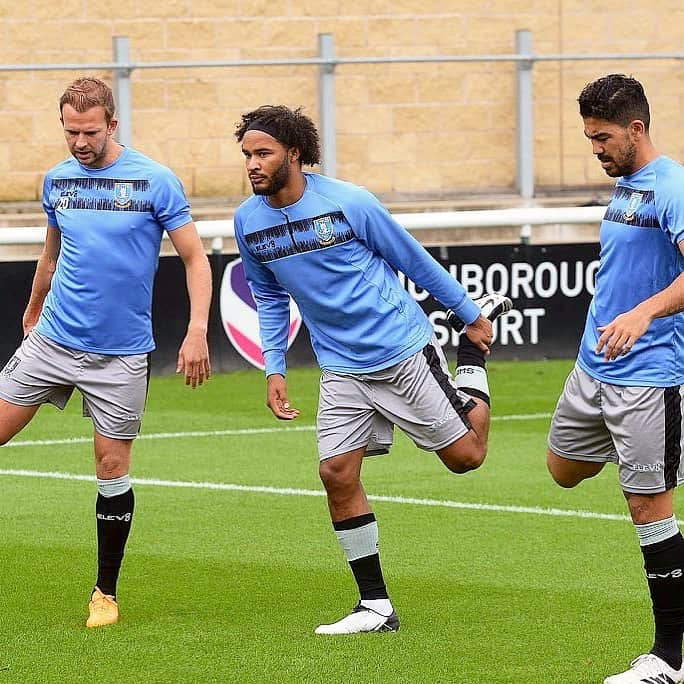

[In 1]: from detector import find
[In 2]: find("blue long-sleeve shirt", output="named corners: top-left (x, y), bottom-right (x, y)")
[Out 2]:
top-left (234, 173), bottom-right (480, 376)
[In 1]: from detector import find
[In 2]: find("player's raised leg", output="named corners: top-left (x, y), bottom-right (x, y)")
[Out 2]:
top-left (315, 446), bottom-right (399, 635)
top-left (437, 293), bottom-right (512, 473)
top-left (0, 399), bottom-right (40, 446)
top-left (0, 336), bottom-right (70, 445)
top-left (546, 364), bottom-right (610, 488)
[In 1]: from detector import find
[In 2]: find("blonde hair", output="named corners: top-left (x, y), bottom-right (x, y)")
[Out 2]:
top-left (59, 77), bottom-right (116, 123)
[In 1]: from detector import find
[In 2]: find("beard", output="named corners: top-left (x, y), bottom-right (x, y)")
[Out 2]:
top-left (70, 142), bottom-right (109, 168)
top-left (252, 156), bottom-right (290, 196)
top-left (600, 141), bottom-right (638, 177)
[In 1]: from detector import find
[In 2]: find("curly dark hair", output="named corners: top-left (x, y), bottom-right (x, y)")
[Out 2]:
top-left (578, 74), bottom-right (650, 130)
top-left (234, 105), bottom-right (321, 167)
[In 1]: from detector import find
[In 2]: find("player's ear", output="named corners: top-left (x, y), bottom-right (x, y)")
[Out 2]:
top-left (629, 119), bottom-right (646, 139)
top-left (289, 147), bottom-right (301, 164)
top-left (107, 117), bottom-right (119, 137)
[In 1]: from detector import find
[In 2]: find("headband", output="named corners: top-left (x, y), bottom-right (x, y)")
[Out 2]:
top-left (245, 120), bottom-right (283, 142)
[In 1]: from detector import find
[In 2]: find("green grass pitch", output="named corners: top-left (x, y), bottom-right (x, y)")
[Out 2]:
top-left (0, 360), bottom-right (662, 683)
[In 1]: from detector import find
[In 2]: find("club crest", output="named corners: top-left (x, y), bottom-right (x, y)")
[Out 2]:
top-left (114, 182), bottom-right (133, 208)
top-left (2, 355), bottom-right (20, 376)
top-left (313, 216), bottom-right (335, 246)
top-left (623, 191), bottom-right (643, 222)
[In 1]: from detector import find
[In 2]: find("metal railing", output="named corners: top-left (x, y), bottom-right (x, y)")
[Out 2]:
top-left (0, 205), bottom-right (607, 252)
top-left (2, 33), bottom-right (682, 200)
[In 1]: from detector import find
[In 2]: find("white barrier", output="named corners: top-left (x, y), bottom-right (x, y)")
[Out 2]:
top-left (0, 205), bottom-right (606, 245)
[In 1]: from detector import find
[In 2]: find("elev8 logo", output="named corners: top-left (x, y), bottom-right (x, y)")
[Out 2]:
top-left (219, 258), bottom-right (302, 370)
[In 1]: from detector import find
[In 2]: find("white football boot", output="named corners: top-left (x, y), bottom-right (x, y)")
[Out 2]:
top-left (446, 292), bottom-right (513, 333)
top-left (604, 653), bottom-right (684, 684)
top-left (314, 602), bottom-right (400, 635)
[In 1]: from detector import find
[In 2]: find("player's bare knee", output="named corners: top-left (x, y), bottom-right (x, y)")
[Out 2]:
top-left (627, 498), bottom-right (651, 524)
top-left (549, 471), bottom-right (580, 488)
top-left (547, 451), bottom-right (602, 488)
top-left (546, 457), bottom-right (579, 488)
top-left (439, 441), bottom-right (487, 474)
top-left (96, 454), bottom-right (127, 479)
top-left (447, 457), bottom-right (483, 474)
top-left (625, 492), bottom-right (672, 525)
top-left (319, 459), bottom-right (354, 494)
top-left (459, 446), bottom-right (487, 473)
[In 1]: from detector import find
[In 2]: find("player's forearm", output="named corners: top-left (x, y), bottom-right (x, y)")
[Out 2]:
top-left (636, 272), bottom-right (684, 321)
top-left (23, 250), bottom-right (57, 323)
top-left (184, 253), bottom-right (212, 332)
top-left (249, 281), bottom-right (292, 378)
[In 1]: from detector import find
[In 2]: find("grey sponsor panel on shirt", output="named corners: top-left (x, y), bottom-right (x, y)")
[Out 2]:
top-left (0, 330), bottom-right (149, 440)
top-left (317, 335), bottom-right (475, 461)
top-left (548, 364), bottom-right (684, 493)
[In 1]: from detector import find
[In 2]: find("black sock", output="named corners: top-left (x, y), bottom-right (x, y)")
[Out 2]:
top-left (333, 513), bottom-right (389, 600)
top-left (95, 488), bottom-right (135, 597)
top-left (456, 332), bottom-right (486, 369)
top-left (349, 555), bottom-right (389, 600)
top-left (642, 532), bottom-right (684, 670)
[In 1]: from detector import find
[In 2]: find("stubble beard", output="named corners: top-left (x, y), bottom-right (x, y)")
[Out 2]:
top-left (252, 156), bottom-right (290, 196)
top-left (603, 141), bottom-right (638, 177)
top-left (71, 140), bottom-right (109, 169)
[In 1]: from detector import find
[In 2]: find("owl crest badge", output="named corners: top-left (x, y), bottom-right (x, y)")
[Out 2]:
top-left (313, 216), bottom-right (335, 246)
top-left (114, 182), bottom-right (133, 208)
top-left (623, 191), bottom-right (643, 222)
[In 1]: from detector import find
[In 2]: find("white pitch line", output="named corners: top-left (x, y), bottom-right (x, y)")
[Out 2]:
top-left (0, 412), bottom-right (552, 449)
top-left (0, 424), bottom-right (317, 448)
top-left (0, 467), bottom-right (630, 523)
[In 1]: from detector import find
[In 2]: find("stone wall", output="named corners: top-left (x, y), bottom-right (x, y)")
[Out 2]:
top-left (1, 1), bottom-right (682, 202)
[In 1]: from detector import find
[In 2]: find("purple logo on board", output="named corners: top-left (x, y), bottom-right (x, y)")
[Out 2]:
top-left (219, 258), bottom-right (302, 370)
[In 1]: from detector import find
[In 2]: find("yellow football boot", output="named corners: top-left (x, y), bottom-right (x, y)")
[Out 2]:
top-left (86, 587), bottom-right (119, 628)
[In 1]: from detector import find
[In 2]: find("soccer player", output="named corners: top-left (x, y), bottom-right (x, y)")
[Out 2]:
top-left (233, 105), bottom-right (512, 635)
top-left (546, 74), bottom-right (684, 684)
top-left (0, 77), bottom-right (212, 628)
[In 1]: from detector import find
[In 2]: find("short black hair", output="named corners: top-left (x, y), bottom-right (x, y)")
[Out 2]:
top-left (235, 105), bottom-right (321, 167)
top-left (578, 74), bottom-right (650, 130)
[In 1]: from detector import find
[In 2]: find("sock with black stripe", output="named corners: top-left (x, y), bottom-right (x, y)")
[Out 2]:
top-left (333, 512), bottom-right (392, 615)
top-left (95, 475), bottom-right (135, 598)
top-left (637, 516), bottom-right (684, 670)
top-left (455, 334), bottom-right (490, 406)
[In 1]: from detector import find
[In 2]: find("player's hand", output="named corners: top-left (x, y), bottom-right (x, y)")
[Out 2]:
top-left (267, 374), bottom-right (300, 420)
top-left (596, 308), bottom-right (651, 361)
top-left (21, 312), bottom-right (39, 338)
top-left (176, 327), bottom-right (211, 388)
top-left (463, 315), bottom-right (494, 355)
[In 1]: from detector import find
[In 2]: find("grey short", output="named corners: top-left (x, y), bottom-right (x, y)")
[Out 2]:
top-left (548, 364), bottom-right (684, 494)
top-left (0, 330), bottom-right (150, 440)
top-left (317, 335), bottom-right (477, 461)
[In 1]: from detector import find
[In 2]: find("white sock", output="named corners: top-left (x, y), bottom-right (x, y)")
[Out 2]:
top-left (455, 365), bottom-right (490, 401)
top-left (635, 515), bottom-right (679, 546)
top-left (360, 598), bottom-right (393, 616)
